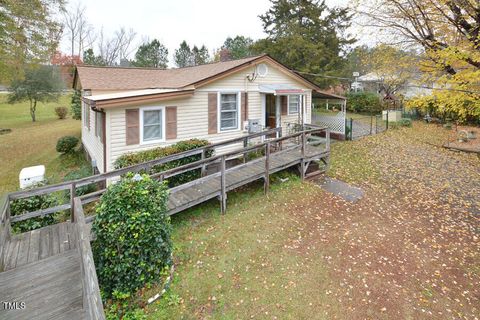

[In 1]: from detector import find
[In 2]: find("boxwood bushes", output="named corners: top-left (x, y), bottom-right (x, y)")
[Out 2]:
top-left (113, 139), bottom-right (213, 187)
top-left (92, 173), bottom-right (172, 300)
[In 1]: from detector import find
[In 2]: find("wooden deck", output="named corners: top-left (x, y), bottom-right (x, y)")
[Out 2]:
top-left (0, 248), bottom-right (84, 320)
top-left (0, 125), bottom-right (330, 320)
top-left (2, 222), bottom-right (77, 271)
top-left (0, 202), bottom-right (104, 319)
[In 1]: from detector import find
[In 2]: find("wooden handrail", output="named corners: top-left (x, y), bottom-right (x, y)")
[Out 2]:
top-left (8, 128), bottom-right (281, 201)
top-left (6, 126), bottom-right (329, 223)
top-left (73, 198), bottom-right (105, 319)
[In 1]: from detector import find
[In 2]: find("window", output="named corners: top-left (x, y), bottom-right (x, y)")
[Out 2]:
top-left (288, 95), bottom-right (300, 115)
top-left (83, 102), bottom-right (89, 128)
top-left (219, 93), bottom-right (239, 131)
top-left (141, 107), bottom-right (164, 143)
top-left (95, 112), bottom-right (104, 141)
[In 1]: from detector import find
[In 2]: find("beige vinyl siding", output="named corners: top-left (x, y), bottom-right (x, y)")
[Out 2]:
top-left (107, 92), bottom-right (253, 171)
top-left (200, 61), bottom-right (312, 137)
top-left (104, 61), bottom-right (313, 171)
top-left (81, 101), bottom-right (105, 172)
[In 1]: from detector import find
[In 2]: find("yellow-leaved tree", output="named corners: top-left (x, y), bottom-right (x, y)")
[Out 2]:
top-left (358, 0), bottom-right (480, 122)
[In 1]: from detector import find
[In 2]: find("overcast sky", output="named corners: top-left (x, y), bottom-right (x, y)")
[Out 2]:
top-left (60, 0), bottom-right (367, 64)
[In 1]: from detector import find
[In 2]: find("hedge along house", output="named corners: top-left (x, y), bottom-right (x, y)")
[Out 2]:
top-left (73, 54), bottom-right (344, 174)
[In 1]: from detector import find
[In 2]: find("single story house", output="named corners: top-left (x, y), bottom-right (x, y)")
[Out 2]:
top-left (73, 54), bottom-right (344, 173)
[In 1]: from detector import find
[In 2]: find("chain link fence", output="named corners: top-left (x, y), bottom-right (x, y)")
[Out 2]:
top-left (345, 114), bottom-right (388, 140)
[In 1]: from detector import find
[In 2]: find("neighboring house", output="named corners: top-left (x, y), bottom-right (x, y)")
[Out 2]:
top-left (352, 72), bottom-right (433, 99)
top-left (73, 54), bottom-right (342, 173)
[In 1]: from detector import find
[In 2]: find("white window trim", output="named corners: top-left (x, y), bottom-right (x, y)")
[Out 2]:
top-left (287, 95), bottom-right (300, 115)
top-left (139, 106), bottom-right (166, 144)
top-left (83, 102), bottom-right (89, 129)
top-left (217, 91), bottom-right (241, 132)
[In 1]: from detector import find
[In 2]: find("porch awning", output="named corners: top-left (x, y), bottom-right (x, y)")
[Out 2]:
top-left (258, 84), bottom-right (306, 95)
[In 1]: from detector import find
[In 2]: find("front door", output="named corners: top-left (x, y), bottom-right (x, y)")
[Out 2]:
top-left (265, 94), bottom-right (276, 129)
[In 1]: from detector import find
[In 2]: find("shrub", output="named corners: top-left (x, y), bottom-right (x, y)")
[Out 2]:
top-left (92, 173), bottom-right (172, 299)
top-left (10, 183), bottom-right (58, 233)
top-left (71, 90), bottom-right (82, 120)
top-left (346, 92), bottom-right (383, 114)
top-left (63, 165), bottom-right (96, 197)
top-left (56, 136), bottom-right (79, 154)
top-left (399, 118), bottom-right (412, 127)
top-left (114, 139), bottom-right (213, 187)
top-left (54, 106), bottom-right (68, 119)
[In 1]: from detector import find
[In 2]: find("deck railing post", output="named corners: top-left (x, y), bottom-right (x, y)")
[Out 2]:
top-left (201, 149), bottom-right (207, 177)
top-left (220, 155), bottom-right (227, 214)
top-left (300, 131), bottom-right (306, 181)
top-left (243, 137), bottom-right (248, 163)
top-left (264, 142), bottom-right (270, 194)
top-left (70, 182), bottom-right (76, 222)
top-left (326, 128), bottom-right (331, 152)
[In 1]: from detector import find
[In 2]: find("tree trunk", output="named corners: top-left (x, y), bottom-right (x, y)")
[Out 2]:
top-left (30, 99), bottom-right (37, 122)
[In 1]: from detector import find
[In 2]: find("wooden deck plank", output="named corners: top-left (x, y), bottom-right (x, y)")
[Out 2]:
top-left (3, 236), bottom-right (20, 271)
top-left (51, 223), bottom-right (60, 256)
top-left (14, 232), bottom-right (30, 268)
top-left (38, 226), bottom-right (51, 260)
top-left (27, 228), bottom-right (41, 263)
top-left (67, 222), bottom-right (77, 250)
top-left (59, 222), bottom-right (70, 253)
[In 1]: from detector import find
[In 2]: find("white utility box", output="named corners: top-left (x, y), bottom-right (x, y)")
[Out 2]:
top-left (382, 110), bottom-right (402, 122)
top-left (19, 165), bottom-right (45, 189)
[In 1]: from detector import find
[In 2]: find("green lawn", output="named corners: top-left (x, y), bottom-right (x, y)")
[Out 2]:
top-left (146, 175), bottom-right (341, 319)
top-left (0, 94), bottom-right (86, 194)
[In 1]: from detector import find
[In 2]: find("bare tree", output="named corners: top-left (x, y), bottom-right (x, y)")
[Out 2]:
top-left (63, 3), bottom-right (94, 60)
top-left (97, 27), bottom-right (137, 65)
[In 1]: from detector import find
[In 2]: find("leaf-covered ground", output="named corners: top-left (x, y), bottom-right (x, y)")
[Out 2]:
top-left (147, 122), bottom-right (479, 319)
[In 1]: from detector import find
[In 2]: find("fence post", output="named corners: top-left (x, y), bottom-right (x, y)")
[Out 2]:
top-left (220, 155), bottom-right (226, 214)
top-left (370, 116), bottom-right (373, 135)
top-left (386, 110), bottom-right (389, 130)
top-left (70, 182), bottom-right (76, 222)
top-left (264, 142), bottom-right (270, 194)
top-left (326, 128), bottom-right (330, 152)
top-left (348, 118), bottom-right (353, 140)
top-left (201, 149), bottom-right (206, 177)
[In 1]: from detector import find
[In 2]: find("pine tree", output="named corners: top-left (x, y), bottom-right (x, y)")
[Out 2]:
top-left (221, 36), bottom-right (254, 60)
top-left (132, 39), bottom-right (168, 68)
top-left (252, 0), bottom-right (355, 87)
top-left (174, 41), bottom-right (193, 68)
top-left (174, 41), bottom-right (210, 67)
top-left (192, 45), bottom-right (210, 65)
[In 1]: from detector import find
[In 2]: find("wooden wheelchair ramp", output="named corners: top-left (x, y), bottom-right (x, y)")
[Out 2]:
top-left (167, 144), bottom-right (329, 215)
